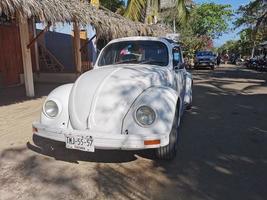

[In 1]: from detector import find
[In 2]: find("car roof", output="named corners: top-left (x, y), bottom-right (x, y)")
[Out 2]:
top-left (108, 36), bottom-right (180, 47)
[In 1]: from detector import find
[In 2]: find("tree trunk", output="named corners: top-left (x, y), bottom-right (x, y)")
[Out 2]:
top-left (251, 41), bottom-right (256, 58)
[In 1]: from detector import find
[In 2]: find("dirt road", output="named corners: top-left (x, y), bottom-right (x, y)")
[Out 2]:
top-left (0, 65), bottom-right (267, 200)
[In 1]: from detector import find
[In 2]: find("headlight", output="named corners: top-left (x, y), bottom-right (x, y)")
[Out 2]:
top-left (136, 106), bottom-right (156, 126)
top-left (44, 100), bottom-right (59, 117)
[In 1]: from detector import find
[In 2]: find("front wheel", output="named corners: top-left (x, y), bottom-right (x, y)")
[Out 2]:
top-left (155, 108), bottom-right (179, 160)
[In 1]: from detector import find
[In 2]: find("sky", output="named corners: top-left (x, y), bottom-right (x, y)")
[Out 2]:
top-left (192, 0), bottom-right (250, 47)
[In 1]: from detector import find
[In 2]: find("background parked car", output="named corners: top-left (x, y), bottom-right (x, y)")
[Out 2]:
top-left (194, 51), bottom-right (216, 70)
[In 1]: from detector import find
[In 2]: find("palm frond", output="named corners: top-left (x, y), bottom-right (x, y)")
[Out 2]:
top-left (123, 0), bottom-right (146, 21)
top-left (176, 0), bottom-right (190, 23)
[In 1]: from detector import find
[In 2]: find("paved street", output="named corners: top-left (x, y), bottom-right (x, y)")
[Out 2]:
top-left (0, 64), bottom-right (267, 200)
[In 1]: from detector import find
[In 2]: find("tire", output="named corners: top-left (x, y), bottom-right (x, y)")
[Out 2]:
top-left (155, 107), bottom-right (179, 160)
top-left (186, 103), bottom-right (192, 110)
top-left (211, 65), bottom-right (215, 70)
top-left (186, 99), bottom-right (193, 110)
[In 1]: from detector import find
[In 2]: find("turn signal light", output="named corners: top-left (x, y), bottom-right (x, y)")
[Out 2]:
top-left (144, 140), bottom-right (160, 145)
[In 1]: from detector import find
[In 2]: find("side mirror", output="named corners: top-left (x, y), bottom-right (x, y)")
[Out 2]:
top-left (174, 63), bottom-right (185, 71)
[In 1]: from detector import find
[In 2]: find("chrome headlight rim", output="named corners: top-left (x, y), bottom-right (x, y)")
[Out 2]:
top-left (43, 99), bottom-right (60, 118)
top-left (135, 105), bottom-right (156, 127)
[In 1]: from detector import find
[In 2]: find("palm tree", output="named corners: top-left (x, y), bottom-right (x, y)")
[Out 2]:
top-left (124, 0), bottom-right (190, 24)
top-left (123, 0), bottom-right (146, 22)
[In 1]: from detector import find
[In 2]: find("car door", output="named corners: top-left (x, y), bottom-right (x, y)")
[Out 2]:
top-left (172, 46), bottom-right (186, 100)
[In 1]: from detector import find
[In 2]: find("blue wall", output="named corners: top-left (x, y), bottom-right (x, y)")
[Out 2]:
top-left (36, 23), bottom-right (97, 72)
top-left (43, 31), bottom-right (75, 72)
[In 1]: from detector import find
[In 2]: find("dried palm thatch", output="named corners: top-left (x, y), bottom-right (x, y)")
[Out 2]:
top-left (0, 0), bottom-right (171, 39)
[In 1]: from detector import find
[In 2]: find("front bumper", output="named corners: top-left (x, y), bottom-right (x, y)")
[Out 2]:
top-left (195, 61), bottom-right (215, 66)
top-left (32, 122), bottom-right (169, 150)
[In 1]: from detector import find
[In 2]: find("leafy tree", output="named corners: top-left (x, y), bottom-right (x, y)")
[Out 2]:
top-left (217, 26), bottom-right (267, 57)
top-left (189, 3), bottom-right (233, 39)
top-left (234, 0), bottom-right (267, 57)
top-left (235, 0), bottom-right (267, 29)
top-left (180, 27), bottom-right (214, 58)
top-left (218, 40), bottom-right (240, 55)
top-left (177, 3), bottom-right (232, 57)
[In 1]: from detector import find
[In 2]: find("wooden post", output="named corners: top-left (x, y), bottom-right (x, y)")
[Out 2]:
top-left (18, 15), bottom-right (35, 97)
top-left (32, 19), bottom-right (40, 72)
top-left (73, 21), bottom-right (82, 74)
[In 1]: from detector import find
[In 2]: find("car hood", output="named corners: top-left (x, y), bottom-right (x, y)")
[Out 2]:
top-left (196, 56), bottom-right (214, 60)
top-left (68, 65), bottom-right (171, 133)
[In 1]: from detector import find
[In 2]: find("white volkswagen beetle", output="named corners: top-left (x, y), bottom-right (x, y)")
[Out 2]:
top-left (33, 36), bottom-right (193, 160)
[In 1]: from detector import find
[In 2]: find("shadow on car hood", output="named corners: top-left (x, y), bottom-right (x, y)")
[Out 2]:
top-left (68, 65), bottom-right (171, 133)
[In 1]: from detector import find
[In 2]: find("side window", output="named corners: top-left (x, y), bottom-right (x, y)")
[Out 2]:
top-left (173, 47), bottom-right (182, 67)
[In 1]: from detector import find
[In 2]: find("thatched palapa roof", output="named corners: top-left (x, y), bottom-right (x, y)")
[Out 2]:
top-left (0, 0), bottom-right (171, 39)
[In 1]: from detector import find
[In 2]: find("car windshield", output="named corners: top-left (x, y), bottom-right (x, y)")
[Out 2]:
top-left (196, 51), bottom-right (213, 56)
top-left (98, 40), bottom-right (169, 66)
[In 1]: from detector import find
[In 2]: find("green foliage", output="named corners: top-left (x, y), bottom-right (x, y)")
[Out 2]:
top-left (123, 0), bottom-right (146, 21)
top-left (218, 40), bottom-right (240, 55)
top-left (235, 0), bottom-right (267, 29)
top-left (100, 0), bottom-right (125, 13)
top-left (219, 0), bottom-right (267, 57)
top-left (170, 0), bottom-right (190, 24)
top-left (124, 0), bottom-right (189, 23)
top-left (217, 27), bottom-right (267, 57)
top-left (190, 3), bottom-right (233, 39)
top-left (176, 0), bottom-right (190, 23)
top-left (161, 0), bottom-right (191, 27)
top-left (176, 3), bottom-right (232, 57)
top-left (178, 24), bottom-right (208, 58)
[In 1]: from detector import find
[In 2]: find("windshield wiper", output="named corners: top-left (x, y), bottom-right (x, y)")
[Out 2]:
top-left (141, 59), bottom-right (166, 65)
top-left (115, 59), bottom-right (138, 64)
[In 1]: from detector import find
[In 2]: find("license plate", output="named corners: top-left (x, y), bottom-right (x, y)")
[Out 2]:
top-left (65, 134), bottom-right (94, 152)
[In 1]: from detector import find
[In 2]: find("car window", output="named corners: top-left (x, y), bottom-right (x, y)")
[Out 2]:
top-left (196, 51), bottom-right (213, 56)
top-left (98, 41), bottom-right (169, 66)
top-left (173, 47), bottom-right (182, 66)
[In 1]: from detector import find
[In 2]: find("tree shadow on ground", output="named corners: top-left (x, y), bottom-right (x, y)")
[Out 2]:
top-left (90, 66), bottom-right (267, 200)
top-left (90, 79), bottom-right (267, 199)
top-left (0, 83), bottom-right (61, 107)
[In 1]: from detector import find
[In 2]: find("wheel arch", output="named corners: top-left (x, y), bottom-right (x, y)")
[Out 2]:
top-left (122, 86), bottom-right (180, 141)
top-left (40, 83), bottom-right (73, 128)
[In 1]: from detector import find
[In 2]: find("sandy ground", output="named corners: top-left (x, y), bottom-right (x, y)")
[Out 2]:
top-left (0, 64), bottom-right (267, 200)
